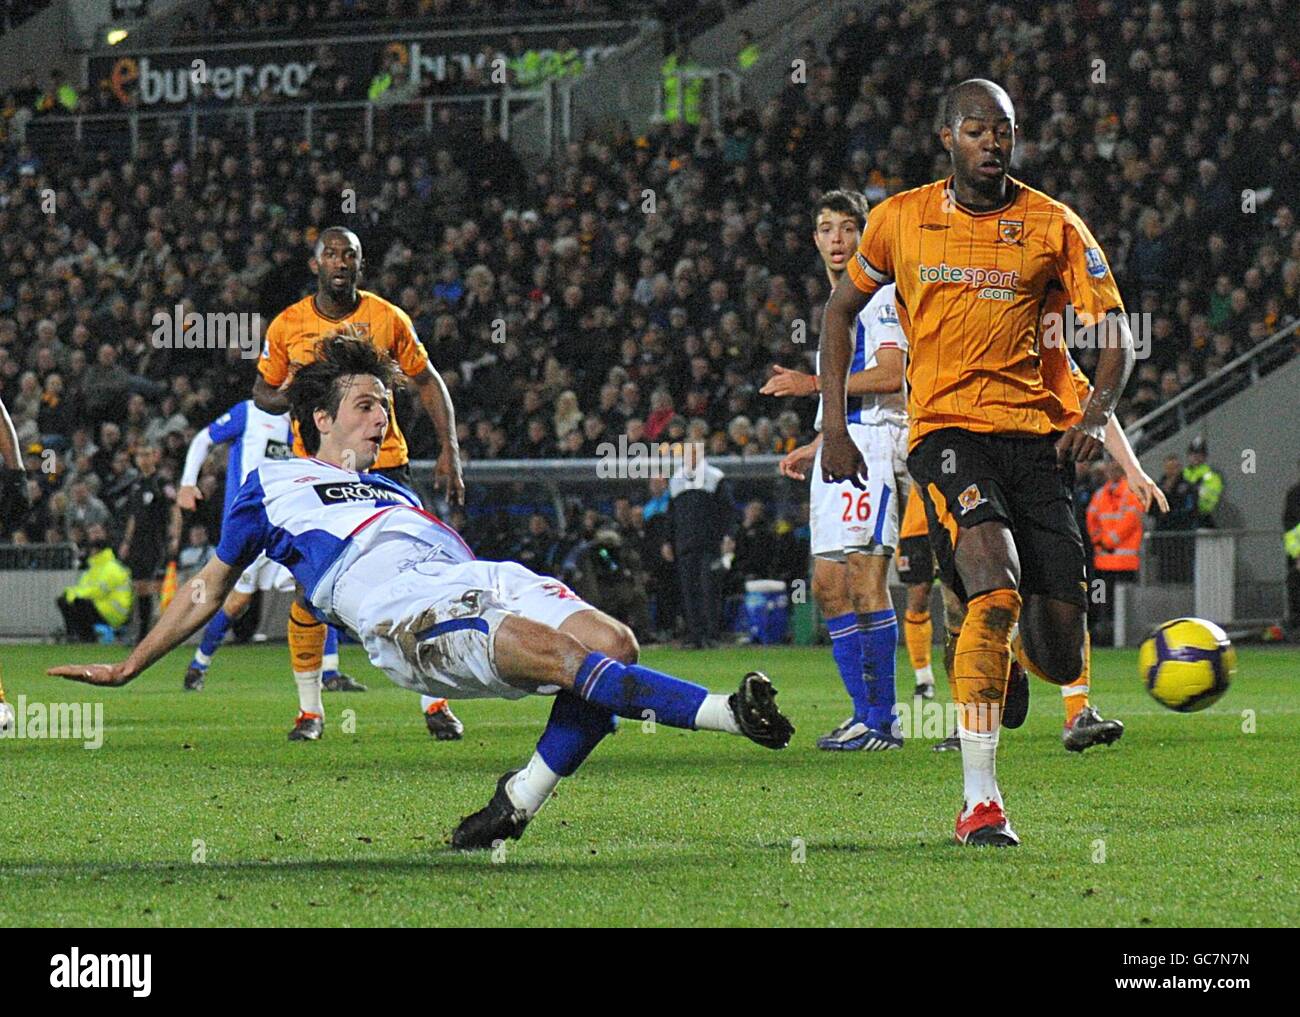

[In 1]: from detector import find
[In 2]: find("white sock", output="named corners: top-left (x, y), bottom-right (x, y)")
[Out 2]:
top-left (915, 663), bottom-right (934, 685)
top-left (294, 671), bottom-right (324, 717)
top-left (419, 694), bottom-right (439, 713)
top-left (693, 693), bottom-right (741, 734)
top-left (194, 649), bottom-right (212, 667)
top-left (506, 752), bottom-right (560, 818)
top-left (322, 652), bottom-right (340, 674)
top-left (958, 724), bottom-right (1002, 815)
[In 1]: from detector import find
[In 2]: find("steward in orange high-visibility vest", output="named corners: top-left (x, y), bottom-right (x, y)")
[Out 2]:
top-left (1087, 464), bottom-right (1144, 573)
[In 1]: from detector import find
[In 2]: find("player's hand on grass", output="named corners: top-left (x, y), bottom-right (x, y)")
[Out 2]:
top-left (760, 365), bottom-right (816, 398)
top-left (779, 442), bottom-right (818, 481)
top-left (177, 484), bottom-right (203, 512)
top-left (1056, 422), bottom-right (1104, 464)
top-left (821, 430), bottom-right (867, 489)
top-left (436, 445), bottom-right (465, 505)
top-left (48, 661), bottom-right (138, 687)
top-left (1126, 468), bottom-right (1168, 513)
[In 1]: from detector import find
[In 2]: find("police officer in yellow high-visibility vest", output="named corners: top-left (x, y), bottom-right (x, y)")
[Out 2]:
top-left (1182, 436), bottom-right (1223, 527)
top-left (662, 48), bottom-right (702, 125)
top-left (1284, 462), bottom-right (1300, 628)
top-left (737, 29), bottom-right (761, 72)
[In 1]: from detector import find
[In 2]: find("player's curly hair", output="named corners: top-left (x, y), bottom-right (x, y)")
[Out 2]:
top-left (288, 326), bottom-right (396, 455)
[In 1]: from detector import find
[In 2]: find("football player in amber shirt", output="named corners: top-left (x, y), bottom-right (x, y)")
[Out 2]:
top-left (819, 80), bottom-right (1135, 847)
top-left (929, 288), bottom-right (1168, 755)
top-left (253, 227), bottom-right (466, 742)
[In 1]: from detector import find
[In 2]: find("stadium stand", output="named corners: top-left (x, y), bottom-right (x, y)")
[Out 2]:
top-left (0, 0), bottom-right (1297, 640)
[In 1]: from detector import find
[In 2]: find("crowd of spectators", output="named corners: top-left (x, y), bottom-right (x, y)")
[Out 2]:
top-left (0, 0), bottom-right (1297, 642)
top-left (447, 484), bottom-right (808, 640)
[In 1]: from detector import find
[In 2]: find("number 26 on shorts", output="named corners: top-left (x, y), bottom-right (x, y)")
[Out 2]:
top-left (841, 491), bottom-right (872, 522)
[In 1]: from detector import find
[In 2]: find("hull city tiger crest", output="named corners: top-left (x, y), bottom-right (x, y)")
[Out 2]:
top-left (957, 483), bottom-right (987, 515)
top-left (998, 219), bottom-right (1024, 244)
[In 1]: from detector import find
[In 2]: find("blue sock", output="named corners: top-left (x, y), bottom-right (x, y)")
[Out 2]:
top-left (536, 691), bottom-right (619, 776)
top-left (196, 609), bottom-right (233, 663)
top-left (322, 626), bottom-right (340, 679)
top-left (827, 612), bottom-right (869, 720)
top-left (858, 609), bottom-right (899, 732)
top-left (573, 652), bottom-right (709, 729)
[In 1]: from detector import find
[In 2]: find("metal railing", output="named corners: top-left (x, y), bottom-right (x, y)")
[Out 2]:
top-left (410, 453), bottom-right (791, 534)
top-left (1129, 317), bottom-right (1300, 453)
top-left (1111, 528), bottom-right (1288, 644)
top-left (22, 90), bottom-right (551, 160)
top-left (0, 541), bottom-right (77, 570)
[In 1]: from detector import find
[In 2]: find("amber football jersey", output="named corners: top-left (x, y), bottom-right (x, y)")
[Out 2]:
top-left (846, 176), bottom-right (1124, 450)
top-left (259, 290), bottom-right (430, 468)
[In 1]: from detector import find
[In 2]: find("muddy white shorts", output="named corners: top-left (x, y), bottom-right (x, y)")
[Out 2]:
top-left (331, 557), bottom-right (594, 701)
top-left (234, 553), bottom-right (296, 595)
top-left (810, 421), bottom-right (908, 559)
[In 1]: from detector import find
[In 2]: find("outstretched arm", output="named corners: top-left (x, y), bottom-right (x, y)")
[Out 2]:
top-left (49, 555), bottom-right (242, 686)
top-left (178, 426), bottom-right (216, 511)
top-left (762, 347), bottom-right (904, 398)
top-left (1103, 413), bottom-right (1167, 513)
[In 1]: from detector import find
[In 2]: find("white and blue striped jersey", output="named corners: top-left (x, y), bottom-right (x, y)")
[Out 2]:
top-left (815, 283), bottom-right (907, 431)
top-left (181, 400), bottom-right (294, 515)
top-left (214, 456), bottom-right (473, 617)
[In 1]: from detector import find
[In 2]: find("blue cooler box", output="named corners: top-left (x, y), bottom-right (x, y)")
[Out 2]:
top-left (744, 580), bottom-right (789, 645)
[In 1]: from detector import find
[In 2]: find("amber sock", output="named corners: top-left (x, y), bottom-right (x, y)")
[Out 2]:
top-left (289, 599), bottom-right (327, 699)
top-left (1061, 632), bottom-right (1091, 727)
top-left (904, 608), bottom-right (933, 683)
top-left (943, 627), bottom-right (961, 702)
top-left (953, 589), bottom-right (1022, 733)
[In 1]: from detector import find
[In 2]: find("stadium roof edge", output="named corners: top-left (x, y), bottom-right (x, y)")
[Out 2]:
top-left (86, 17), bottom-right (650, 57)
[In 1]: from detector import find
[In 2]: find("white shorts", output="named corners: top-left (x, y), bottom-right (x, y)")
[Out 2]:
top-left (234, 553), bottom-right (296, 595)
top-left (331, 558), bottom-right (594, 701)
top-left (810, 421), bottom-right (908, 560)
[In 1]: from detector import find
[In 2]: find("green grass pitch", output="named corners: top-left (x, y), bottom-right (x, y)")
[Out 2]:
top-left (1, 641), bottom-right (1296, 927)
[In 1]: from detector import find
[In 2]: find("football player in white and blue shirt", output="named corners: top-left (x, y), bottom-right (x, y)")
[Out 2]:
top-left (180, 397), bottom-right (371, 716)
top-left (178, 400), bottom-right (300, 689)
top-left (53, 336), bottom-right (794, 849)
top-left (763, 191), bottom-right (908, 751)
